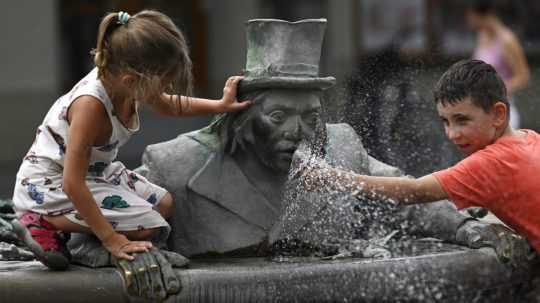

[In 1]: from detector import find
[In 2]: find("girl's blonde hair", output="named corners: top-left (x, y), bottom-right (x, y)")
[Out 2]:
top-left (93, 10), bottom-right (192, 112)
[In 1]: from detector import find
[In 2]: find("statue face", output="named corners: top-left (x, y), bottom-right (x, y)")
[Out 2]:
top-left (250, 89), bottom-right (322, 173)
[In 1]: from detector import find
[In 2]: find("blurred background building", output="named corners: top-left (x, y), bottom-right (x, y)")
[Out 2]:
top-left (1, 0), bottom-right (539, 196)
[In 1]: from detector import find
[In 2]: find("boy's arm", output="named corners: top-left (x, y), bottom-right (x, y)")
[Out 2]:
top-left (301, 158), bottom-right (447, 205)
top-left (367, 155), bottom-right (404, 177)
top-left (351, 174), bottom-right (448, 204)
top-left (150, 76), bottom-right (251, 117)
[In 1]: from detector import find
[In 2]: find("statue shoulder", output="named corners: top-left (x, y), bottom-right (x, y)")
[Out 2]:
top-left (140, 129), bottom-right (219, 186)
top-left (145, 130), bottom-right (214, 161)
top-left (325, 123), bottom-right (404, 177)
top-left (325, 123), bottom-right (370, 173)
top-left (326, 123), bottom-right (364, 146)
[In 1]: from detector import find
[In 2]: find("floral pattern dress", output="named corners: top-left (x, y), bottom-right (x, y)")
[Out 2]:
top-left (12, 68), bottom-right (170, 239)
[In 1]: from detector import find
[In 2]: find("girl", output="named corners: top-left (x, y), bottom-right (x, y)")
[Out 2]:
top-left (12, 10), bottom-right (251, 270)
top-left (466, 0), bottom-right (530, 128)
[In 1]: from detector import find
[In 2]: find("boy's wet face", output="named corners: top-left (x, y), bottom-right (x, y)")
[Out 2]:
top-left (437, 97), bottom-right (498, 156)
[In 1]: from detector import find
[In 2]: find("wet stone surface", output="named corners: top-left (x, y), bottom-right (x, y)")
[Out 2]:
top-left (0, 244), bottom-right (532, 303)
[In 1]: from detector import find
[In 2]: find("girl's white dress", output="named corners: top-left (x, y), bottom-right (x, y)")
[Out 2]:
top-left (12, 68), bottom-right (170, 238)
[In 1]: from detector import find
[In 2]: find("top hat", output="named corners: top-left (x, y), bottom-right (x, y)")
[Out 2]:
top-left (239, 18), bottom-right (336, 94)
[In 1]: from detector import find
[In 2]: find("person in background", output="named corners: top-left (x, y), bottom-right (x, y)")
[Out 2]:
top-left (466, 0), bottom-right (530, 129)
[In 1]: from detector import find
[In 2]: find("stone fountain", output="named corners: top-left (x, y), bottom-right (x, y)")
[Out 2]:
top-left (0, 19), bottom-right (535, 303)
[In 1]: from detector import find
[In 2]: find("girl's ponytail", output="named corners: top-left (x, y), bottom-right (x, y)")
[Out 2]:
top-left (93, 13), bottom-right (120, 77)
top-left (91, 10), bottom-right (194, 107)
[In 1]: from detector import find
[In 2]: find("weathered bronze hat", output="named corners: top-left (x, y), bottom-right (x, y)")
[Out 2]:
top-left (239, 18), bottom-right (336, 93)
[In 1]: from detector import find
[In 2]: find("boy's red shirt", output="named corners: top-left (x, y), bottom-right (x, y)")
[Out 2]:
top-left (433, 129), bottom-right (540, 253)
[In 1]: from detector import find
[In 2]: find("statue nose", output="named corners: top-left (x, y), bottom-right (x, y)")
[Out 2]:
top-left (283, 117), bottom-right (302, 141)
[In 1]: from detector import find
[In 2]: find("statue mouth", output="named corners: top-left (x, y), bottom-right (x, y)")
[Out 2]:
top-left (277, 147), bottom-right (297, 161)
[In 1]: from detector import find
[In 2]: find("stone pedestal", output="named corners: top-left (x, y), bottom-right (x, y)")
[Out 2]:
top-left (0, 244), bottom-right (532, 303)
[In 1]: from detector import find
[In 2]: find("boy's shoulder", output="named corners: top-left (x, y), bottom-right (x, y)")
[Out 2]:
top-left (524, 129), bottom-right (540, 141)
top-left (460, 130), bottom-right (540, 173)
top-left (491, 129), bottom-right (540, 151)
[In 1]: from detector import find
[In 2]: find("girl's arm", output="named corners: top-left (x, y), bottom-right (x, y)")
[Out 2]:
top-left (503, 33), bottom-right (530, 94)
top-left (64, 96), bottom-right (151, 260)
top-left (151, 76), bottom-right (251, 117)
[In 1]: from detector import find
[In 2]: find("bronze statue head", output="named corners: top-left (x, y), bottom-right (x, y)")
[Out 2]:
top-left (209, 88), bottom-right (323, 173)
top-left (206, 18), bottom-right (336, 173)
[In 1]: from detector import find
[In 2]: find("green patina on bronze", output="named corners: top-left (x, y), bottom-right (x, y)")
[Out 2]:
top-left (239, 19), bottom-right (335, 93)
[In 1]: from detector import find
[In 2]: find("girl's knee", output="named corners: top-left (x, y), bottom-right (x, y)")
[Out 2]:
top-left (156, 192), bottom-right (173, 219)
top-left (44, 215), bottom-right (90, 233)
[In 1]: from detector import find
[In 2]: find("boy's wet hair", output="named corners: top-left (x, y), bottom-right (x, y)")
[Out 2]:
top-left (433, 59), bottom-right (509, 113)
top-left (92, 10), bottom-right (193, 112)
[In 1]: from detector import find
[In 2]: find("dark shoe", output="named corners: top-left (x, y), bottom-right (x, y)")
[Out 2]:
top-left (12, 212), bottom-right (71, 270)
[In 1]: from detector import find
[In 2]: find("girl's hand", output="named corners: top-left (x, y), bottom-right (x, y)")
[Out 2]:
top-left (218, 76), bottom-right (252, 112)
top-left (103, 232), bottom-right (153, 261)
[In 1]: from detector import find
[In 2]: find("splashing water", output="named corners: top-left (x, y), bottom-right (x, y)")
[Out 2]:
top-left (269, 142), bottom-right (410, 259)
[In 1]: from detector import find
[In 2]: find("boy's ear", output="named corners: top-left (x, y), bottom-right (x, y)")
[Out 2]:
top-left (492, 101), bottom-right (509, 128)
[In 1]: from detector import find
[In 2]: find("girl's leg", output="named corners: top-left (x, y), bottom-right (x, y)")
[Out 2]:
top-left (44, 215), bottom-right (159, 240)
top-left (155, 192), bottom-right (173, 219)
top-left (121, 228), bottom-right (160, 240)
top-left (44, 215), bottom-right (91, 233)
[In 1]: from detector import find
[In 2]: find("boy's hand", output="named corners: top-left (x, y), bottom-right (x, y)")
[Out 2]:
top-left (218, 76), bottom-right (252, 112)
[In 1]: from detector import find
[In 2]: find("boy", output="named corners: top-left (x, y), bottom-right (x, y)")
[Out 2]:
top-left (298, 59), bottom-right (539, 256)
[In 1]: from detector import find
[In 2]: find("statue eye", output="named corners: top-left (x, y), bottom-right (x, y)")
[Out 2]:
top-left (268, 111), bottom-right (285, 123)
top-left (304, 112), bottom-right (320, 125)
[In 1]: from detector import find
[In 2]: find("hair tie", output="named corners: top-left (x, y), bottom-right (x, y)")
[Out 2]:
top-left (117, 11), bottom-right (131, 25)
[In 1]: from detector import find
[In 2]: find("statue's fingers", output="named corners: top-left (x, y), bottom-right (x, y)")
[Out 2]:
top-left (160, 249), bottom-right (189, 268)
top-left (467, 232), bottom-right (486, 249)
top-left (130, 254), bottom-right (149, 297)
top-left (151, 248), bottom-right (181, 295)
top-left (488, 236), bottom-right (513, 263)
top-left (114, 258), bottom-right (138, 295)
top-left (135, 255), bottom-right (154, 298)
top-left (140, 251), bottom-right (167, 300)
top-left (499, 245), bottom-right (513, 263)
